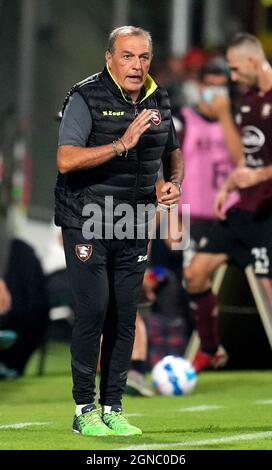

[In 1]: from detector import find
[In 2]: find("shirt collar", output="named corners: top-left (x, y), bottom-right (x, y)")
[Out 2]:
top-left (103, 64), bottom-right (158, 103)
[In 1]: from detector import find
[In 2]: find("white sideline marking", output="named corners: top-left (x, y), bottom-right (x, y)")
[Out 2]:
top-left (179, 405), bottom-right (223, 412)
top-left (120, 431), bottom-right (272, 450)
top-left (254, 399), bottom-right (272, 405)
top-left (125, 413), bottom-right (143, 417)
top-left (0, 422), bottom-right (51, 430)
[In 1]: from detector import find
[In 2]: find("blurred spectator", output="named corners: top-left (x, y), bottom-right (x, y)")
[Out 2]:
top-left (43, 223), bottom-right (74, 339)
top-left (181, 47), bottom-right (210, 106)
top-left (178, 60), bottom-right (243, 268)
top-left (0, 173), bottom-right (19, 377)
top-left (0, 238), bottom-right (49, 377)
top-left (176, 61), bottom-right (244, 373)
top-left (164, 55), bottom-right (185, 114)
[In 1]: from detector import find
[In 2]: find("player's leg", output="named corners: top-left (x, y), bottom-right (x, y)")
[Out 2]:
top-left (184, 252), bottom-right (229, 371)
top-left (185, 251), bottom-right (227, 293)
top-left (183, 215), bottom-right (236, 372)
top-left (62, 228), bottom-right (114, 436)
top-left (126, 312), bottom-right (154, 397)
top-left (99, 238), bottom-right (148, 435)
top-left (132, 313), bottom-right (147, 361)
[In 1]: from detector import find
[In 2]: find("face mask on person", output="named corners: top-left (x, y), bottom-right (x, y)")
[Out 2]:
top-left (202, 86), bottom-right (228, 104)
top-left (182, 80), bottom-right (201, 106)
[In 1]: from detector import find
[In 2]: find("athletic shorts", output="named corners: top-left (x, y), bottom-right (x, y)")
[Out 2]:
top-left (183, 218), bottom-right (216, 268)
top-left (198, 208), bottom-right (272, 278)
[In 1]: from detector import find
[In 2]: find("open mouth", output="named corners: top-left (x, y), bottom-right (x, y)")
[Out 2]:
top-left (127, 75), bottom-right (142, 82)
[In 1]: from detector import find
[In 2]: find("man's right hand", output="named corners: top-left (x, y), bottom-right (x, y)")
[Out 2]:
top-left (0, 279), bottom-right (12, 315)
top-left (121, 109), bottom-right (153, 150)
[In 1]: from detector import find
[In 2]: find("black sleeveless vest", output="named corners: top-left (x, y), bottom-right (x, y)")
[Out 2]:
top-left (55, 67), bottom-right (171, 228)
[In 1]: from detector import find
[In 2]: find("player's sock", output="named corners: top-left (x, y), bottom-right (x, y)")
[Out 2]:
top-left (75, 403), bottom-right (96, 417)
top-left (189, 289), bottom-right (219, 354)
top-left (130, 360), bottom-right (146, 374)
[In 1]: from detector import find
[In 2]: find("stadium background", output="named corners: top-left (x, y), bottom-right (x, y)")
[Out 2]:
top-left (2, 0), bottom-right (272, 218)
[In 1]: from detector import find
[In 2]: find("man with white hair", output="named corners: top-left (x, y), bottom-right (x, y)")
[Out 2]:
top-left (55, 26), bottom-right (183, 436)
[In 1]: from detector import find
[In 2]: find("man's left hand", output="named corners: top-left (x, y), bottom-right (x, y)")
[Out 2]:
top-left (158, 182), bottom-right (181, 207)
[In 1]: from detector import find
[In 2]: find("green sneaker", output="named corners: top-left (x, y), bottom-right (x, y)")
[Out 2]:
top-left (73, 406), bottom-right (114, 437)
top-left (102, 409), bottom-right (142, 436)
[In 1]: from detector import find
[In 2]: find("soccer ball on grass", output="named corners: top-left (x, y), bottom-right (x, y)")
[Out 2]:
top-left (152, 355), bottom-right (197, 396)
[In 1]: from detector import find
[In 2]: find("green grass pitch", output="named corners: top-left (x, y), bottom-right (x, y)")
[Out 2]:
top-left (0, 343), bottom-right (271, 450)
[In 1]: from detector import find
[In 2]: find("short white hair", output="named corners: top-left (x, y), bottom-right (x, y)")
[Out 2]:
top-left (107, 26), bottom-right (152, 53)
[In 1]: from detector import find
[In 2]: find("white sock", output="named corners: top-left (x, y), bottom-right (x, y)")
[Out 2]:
top-left (102, 405), bottom-right (112, 414)
top-left (76, 404), bottom-right (94, 417)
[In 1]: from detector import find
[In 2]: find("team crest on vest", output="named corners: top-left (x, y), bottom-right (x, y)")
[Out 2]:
top-left (150, 109), bottom-right (161, 126)
top-left (75, 244), bottom-right (93, 262)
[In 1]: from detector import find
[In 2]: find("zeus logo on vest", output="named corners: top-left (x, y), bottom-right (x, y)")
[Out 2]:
top-left (150, 109), bottom-right (161, 126)
top-left (137, 255), bottom-right (148, 263)
top-left (102, 111), bottom-right (125, 116)
top-left (75, 244), bottom-right (93, 262)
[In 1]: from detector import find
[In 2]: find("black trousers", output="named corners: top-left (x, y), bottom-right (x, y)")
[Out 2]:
top-left (62, 228), bottom-right (148, 406)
